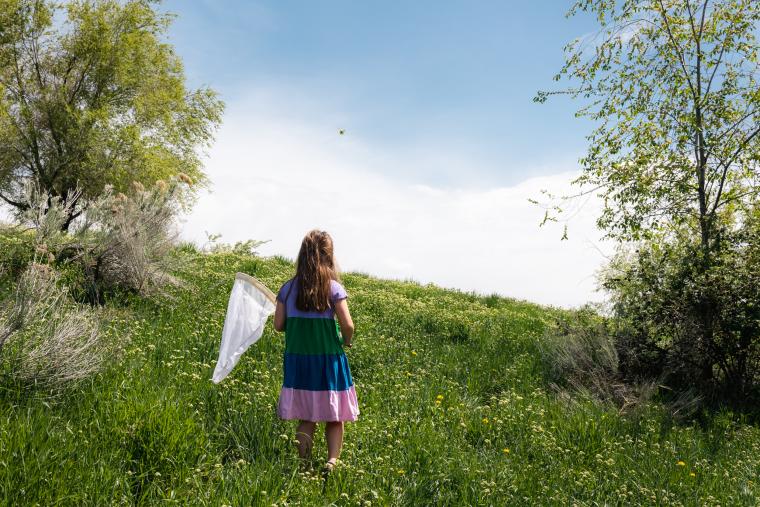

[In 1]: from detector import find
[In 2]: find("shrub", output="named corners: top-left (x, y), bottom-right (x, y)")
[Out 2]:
top-left (0, 263), bottom-right (112, 387)
top-left (175, 241), bottom-right (200, 255)
top-left (80, 180), bottom-right (186, 300)
top-left (201, 233), bottom-right (269, 256)
top-left (603, 212), bottom-right (760, 404)
top-left (0, 226), bottom-right (35, 282)
top-left (18, 177), bottom-right (192, 304)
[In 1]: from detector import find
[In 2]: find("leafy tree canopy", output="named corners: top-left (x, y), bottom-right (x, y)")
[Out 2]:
top-left (537, 0), bottom-right (760, 255)
top-left (0, 0), bottom-right (224, 228)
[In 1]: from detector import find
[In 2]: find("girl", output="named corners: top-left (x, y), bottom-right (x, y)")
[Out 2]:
top-left (273, 230), bottom-right (359, 474)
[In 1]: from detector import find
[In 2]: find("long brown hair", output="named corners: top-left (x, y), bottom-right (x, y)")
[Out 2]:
top-left (294, 230), bottom-right (340, 312)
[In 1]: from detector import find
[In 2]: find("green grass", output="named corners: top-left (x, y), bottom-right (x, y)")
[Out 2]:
top-left (1, 251), bottom-right (759, 505)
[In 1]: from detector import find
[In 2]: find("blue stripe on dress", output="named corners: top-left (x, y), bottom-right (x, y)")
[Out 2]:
top-left (282, 352), bottom-right (354, 391)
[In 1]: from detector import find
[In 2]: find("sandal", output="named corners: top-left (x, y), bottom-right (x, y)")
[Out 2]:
top-left (321, 458), bottom-right (338, 476)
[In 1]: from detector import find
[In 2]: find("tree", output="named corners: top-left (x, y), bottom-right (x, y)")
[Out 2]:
top-left (0, 0), bottom-right (223, 229)
top-left (537, 0), bottom-right (760, 395)
top-left (537, 0), bottom-right (759, 250)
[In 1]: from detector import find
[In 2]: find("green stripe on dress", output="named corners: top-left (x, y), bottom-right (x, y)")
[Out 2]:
top-left (285, 317), bottom-right (344, 355)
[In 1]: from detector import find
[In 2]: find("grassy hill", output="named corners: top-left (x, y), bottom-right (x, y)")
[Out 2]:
top-left (1, 250), bottom-right (759, 505)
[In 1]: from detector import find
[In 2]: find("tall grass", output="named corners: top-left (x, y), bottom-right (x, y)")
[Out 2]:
top-left (0, 252), bottom-right (758, 505)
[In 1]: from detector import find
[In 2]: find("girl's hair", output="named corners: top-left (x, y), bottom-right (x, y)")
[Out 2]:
top-left (294, 230), bottom-right (340, 312)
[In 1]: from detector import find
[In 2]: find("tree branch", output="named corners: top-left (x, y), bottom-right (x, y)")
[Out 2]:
top-left (10, 36), bottom-right (46, 182)
top-left (30, 28), bottom-right (45, 90)
top-left (709, 125), bottom-right (760, 217)
top-left (656, 0), bottom-right (698, 101)
top-left (703, 38), bottom-right (727, 99)
top-left (698, 0), bottom-right (710, 40)
top-left (712, 188), bottom-right (760, 212)
top-left (685, 1), bottom-right (699, 43)
top-left (0, 189), bottom-right (28, 210)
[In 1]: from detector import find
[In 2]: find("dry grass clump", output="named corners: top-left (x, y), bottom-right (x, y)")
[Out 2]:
top-left (18, 177), bottom-right (191, 303)
top-left (539, 307), bottom-right (707, 419)
top-left (82, 180), bottom-right (185, 298)
top-left (0, 263), bottom-right (110, 386)
top-left (538, 307), bottom-right (657, 414)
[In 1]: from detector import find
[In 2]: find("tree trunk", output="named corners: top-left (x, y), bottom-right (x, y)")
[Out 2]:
top-left (59, 193), bottom-right (84, 232)
top-left (693, 63), bottom-right (718, 387)
top-left (61, 207), bottom-right (78, 232)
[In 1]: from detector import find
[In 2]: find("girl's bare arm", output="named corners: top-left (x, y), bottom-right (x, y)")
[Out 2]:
top-left (334, 299), bottom-right (354, 345)
top-left (273, 301), bottom-right (286, 332)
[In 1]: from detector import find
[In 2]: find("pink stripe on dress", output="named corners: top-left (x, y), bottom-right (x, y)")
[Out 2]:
top-left (277, 385), bottom-right (359, 422)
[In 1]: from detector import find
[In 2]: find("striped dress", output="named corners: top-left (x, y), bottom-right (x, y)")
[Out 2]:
top-left (276, 278), bottom-right (359, 422)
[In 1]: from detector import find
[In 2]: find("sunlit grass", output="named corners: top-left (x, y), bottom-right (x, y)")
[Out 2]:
top-left (1, 251), bottom-right (758, 505)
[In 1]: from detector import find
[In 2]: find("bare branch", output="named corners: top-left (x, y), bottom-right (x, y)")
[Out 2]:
top-left (0, 189), bottom-right (29, 210)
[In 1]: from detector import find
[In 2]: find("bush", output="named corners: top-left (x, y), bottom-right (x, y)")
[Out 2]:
top-left (175, 241), bottom-right (200, 255)
top-left (0, 226), bottom-right (35, 282)
top-left (81, 180), bottom-right (186, 300)
top-left (0, 263), bottom-right (113, 387)
top-left (201, 233), bottom-right (269, 256)
top-left (603, 212), bottom-right (760, 404)
top-left (18, 177), bottom-right (192, 304)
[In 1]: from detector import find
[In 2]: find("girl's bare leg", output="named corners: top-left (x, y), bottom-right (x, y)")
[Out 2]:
top-left (295, 420), bottom-right (316, 459)
top-left (325, 421), bottom-right (344, 463)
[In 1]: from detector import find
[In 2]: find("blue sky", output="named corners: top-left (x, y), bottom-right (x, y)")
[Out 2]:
top-left (158, 1), bottom-right (612, 307)
top-left (161, 1), bottom-right (597, 188)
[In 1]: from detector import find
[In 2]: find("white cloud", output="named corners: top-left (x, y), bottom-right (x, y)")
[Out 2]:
top-left (0, 88), bottom-right (613, 308)
top-left (180, 90), bottom-right (613, 308)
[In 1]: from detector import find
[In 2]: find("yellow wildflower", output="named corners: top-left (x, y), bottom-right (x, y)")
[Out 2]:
top-left (411, 350), bottom-right (417, 356)
top-left (482, 417), bottom-right (489, 424)
top-left (502, 448), bottom-right (510, 454)
top-left (436, 394), bottom-right (444, 400)
top-left (689, 472), bottom-right (696, 477)
top-left (676, 461), bottom-right (686, 467)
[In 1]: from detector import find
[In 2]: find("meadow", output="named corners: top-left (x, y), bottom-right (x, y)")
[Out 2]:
top-left (1, 249), bottom-right (759, 506)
